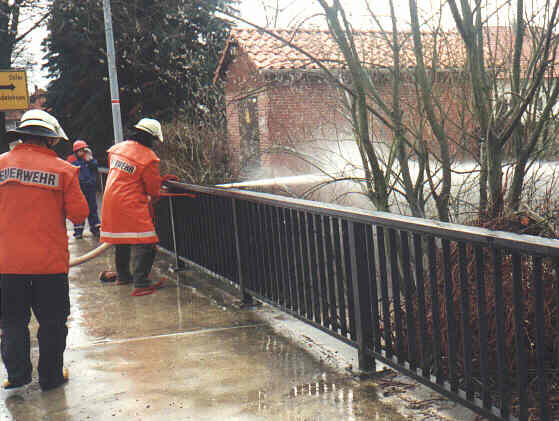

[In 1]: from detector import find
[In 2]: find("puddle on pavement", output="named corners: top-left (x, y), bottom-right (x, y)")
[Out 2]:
top-left (251, 381), bottom-right (397, 420)
top-left (239, 334), bottom-right (402, 421)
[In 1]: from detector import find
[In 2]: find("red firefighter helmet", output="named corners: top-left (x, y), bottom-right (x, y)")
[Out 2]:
top-left (73, 140), bottom-right (88, 152)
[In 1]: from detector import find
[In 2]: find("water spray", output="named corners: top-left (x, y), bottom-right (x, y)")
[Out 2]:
top-left (216, 174), bottom-right (333, 189)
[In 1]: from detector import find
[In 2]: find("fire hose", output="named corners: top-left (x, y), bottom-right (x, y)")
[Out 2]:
top-left (69, 242), bottom-right (112, 267)
top-left (68, 176), bottom-right (192, 268)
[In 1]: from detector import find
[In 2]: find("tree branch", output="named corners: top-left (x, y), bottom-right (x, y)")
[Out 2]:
top-left (14, 10), bottom-right (50, 44)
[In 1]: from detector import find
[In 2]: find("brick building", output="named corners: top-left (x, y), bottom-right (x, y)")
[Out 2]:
top-left (214, 28), bottom-right (474, 178)
top-left (214, 27), bottom-right (550, 178)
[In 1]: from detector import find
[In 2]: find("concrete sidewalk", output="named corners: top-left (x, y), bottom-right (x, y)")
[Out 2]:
top-left (0, 232), bottom-right (409, 421)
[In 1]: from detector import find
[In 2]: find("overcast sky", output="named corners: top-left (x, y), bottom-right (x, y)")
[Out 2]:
top-left (234, 0), bottom-right (520, 29)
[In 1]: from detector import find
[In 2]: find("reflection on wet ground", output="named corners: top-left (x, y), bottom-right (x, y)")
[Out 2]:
top-left (0, 232), bottom-right (405, 420)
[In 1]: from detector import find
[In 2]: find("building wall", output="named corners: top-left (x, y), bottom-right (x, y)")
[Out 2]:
top-left (370, 75), bottom-right (475, 160)
top-left (223, 54), bottom-right (476, 179)
top-left (224, 67), bottom-right (354, 177)
top-left (223, 48), bottom-right (264, 177)
top-left (259, 79), bottom-right (350, 175)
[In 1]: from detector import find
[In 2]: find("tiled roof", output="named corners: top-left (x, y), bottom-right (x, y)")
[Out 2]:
top-left (220, 27), bottom-right (550, 74)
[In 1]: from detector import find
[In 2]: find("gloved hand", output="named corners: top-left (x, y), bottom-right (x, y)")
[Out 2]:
top-left (161, 174), bottom-right (178, 182)
top-left (160, 174), bottom-right (178, 194)
top-left (84, 148), bottom-right (93, 161)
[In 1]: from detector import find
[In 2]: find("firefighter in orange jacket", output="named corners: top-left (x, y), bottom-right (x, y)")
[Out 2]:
top-left (99, 118), bottom-right (164, 296)
top-left (0, 110), bottom-right (89, 390)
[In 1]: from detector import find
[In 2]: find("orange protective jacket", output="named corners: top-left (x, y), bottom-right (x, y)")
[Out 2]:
top-left (100, 140), bottom-right (161, 244)
top-left (0, 143), bottom-right (89, 274)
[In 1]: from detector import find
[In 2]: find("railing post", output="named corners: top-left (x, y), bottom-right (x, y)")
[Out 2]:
top-left (97, 168), bottom-right (108, 194)
top-left (348, 221), bottom-right (375, 373)
top-left (168, 196), bottom-right (184, 272)
top-left (232, 198), bottom-right (253, 305)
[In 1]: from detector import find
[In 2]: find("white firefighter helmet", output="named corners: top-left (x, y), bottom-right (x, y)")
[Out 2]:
top-left (134, 118), bottom-right (164, 143)
top-left (6, 109), bottom-right (68, 142)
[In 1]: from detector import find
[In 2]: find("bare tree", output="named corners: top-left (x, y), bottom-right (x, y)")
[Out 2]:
top-left (158, 118), bottom-right (232, 186)
top-left (412, 0), bottom-right (559, 217)
top-left (217, 0), bottom-right (559, 222)
top-left (254, 0), bottom-right (301, 28)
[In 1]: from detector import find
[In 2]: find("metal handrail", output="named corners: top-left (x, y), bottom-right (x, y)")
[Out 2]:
top-left (154, 177), bottom-right (559, 420)
top-left (165, 180), bottom-right (559, 256)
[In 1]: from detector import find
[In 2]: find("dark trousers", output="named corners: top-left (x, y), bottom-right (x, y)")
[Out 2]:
top-left (74, 186), bottom-right (100, 234)
top-left (115, 244), bottom-right (156, 287)
top-left (1, 274), bottom-right (70, 386)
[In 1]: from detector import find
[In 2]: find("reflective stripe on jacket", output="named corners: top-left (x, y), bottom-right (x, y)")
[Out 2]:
top-left (0, 143), bottom-right (89, 274)
top-left (100, 140), bottom-right (161, 244)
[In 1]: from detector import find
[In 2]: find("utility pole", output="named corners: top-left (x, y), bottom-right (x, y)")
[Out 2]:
top-left (102, 0), bottom-right (123, 144)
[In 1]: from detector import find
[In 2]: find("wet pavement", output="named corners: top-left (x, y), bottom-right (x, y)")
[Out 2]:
top-left (0, 231), bottom-right (407, 421)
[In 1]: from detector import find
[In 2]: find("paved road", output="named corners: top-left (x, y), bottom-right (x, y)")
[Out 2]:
top-left (0, 232), bottom-right (406, 421)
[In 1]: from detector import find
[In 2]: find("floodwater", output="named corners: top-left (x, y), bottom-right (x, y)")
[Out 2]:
top-left (0, 232), bottom-right (406, 421)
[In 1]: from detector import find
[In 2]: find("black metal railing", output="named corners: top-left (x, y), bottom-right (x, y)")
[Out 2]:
top-left (151, 180), bottom-right (559, 421)
top-left (97, 167), bottom-right (108, 194)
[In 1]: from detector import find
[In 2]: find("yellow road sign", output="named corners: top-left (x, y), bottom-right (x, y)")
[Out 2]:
top-left (0, 69), bottom-right (29, 112)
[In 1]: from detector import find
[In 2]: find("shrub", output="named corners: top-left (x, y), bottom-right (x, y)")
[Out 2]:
top-left (157, 119), bottom-right (232, 186)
